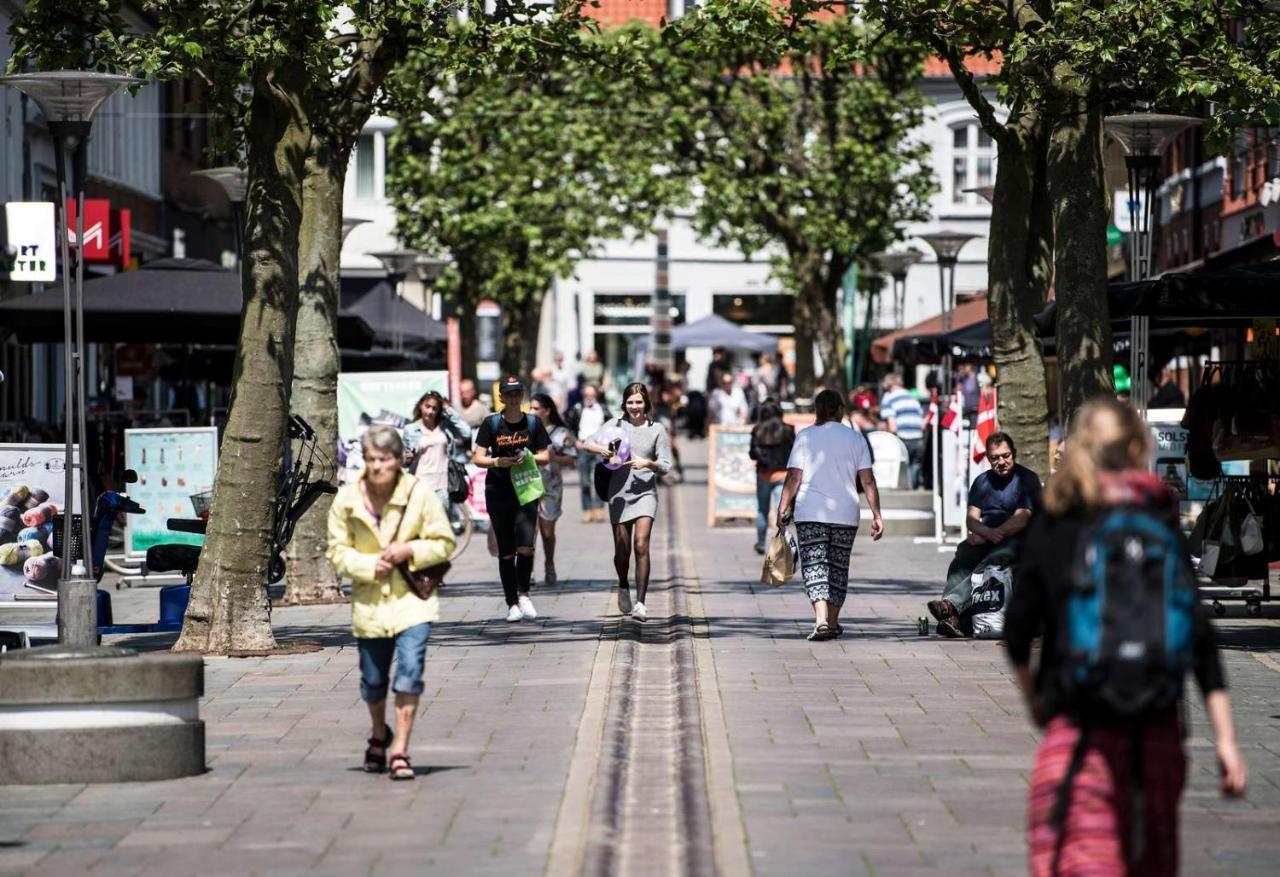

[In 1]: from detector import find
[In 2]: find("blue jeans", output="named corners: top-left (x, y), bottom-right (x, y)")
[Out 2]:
top-left (756, 476), bottom-right (783, 547)
top-left (357, 622), bottom-right (431, 703)
top-left (577, 453), bottom-right (603, 511)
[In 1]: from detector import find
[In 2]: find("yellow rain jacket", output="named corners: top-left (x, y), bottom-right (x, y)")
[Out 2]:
top-left (327, 473), bottom-right (455, 638)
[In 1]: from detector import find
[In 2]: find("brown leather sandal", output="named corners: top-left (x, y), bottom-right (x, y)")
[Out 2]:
top-left (388, 752), bottom-right (415, 781)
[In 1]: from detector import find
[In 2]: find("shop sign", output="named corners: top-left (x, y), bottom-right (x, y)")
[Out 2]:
top-left (65, 200), bottom-right (131, 265)
top-left (123, 428), bottom-right (218, 558)
top-left (2, 202), bottom-right (57, 281)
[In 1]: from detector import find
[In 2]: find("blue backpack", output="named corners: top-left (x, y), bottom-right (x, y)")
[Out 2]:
top-left (1058, 508), bottom-right (1197, 719)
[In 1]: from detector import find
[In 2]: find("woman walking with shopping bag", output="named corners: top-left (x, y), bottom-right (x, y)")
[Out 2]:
top-left (778, 389), bottom-right (884, 640)
top-left (583, 382), bottom-right (672, 622)
top-left (327, 425), bottom-right (455, 780)
top-left (473, 376), bottom-right (551, 622)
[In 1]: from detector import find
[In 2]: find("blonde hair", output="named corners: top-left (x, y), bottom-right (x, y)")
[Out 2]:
top-left (1043, 398), bottom-right (1150, 515)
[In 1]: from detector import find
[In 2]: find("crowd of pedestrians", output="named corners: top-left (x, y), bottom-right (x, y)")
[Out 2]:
top-left (325, 366), bottom-right (1247, 877)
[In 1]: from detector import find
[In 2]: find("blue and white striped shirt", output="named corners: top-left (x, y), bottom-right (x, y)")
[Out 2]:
top-left (881, 388), bottom-right (924, 440)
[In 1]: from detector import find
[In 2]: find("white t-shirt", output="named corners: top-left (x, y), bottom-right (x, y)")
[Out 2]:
top-left (786, 421), bottom-right (874, 525)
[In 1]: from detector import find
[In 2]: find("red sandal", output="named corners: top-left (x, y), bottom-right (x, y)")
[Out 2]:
top-left (388, 752), bottom-right (415, 781)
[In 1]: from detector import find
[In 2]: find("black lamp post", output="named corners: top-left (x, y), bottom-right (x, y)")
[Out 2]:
top-left (191, 166), bottom-right (247, 263)
top-left (871, 249), bottom-right (923, 330)
top-left (0, 70), bottom-right (138, 644)
top-left (369, 249), bottom-right (422, 353)
top-left (1103, 112), bottom-right (1202, 414)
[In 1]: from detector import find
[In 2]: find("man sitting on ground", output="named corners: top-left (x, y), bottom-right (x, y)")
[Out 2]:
top-left (928, 431), bottom-right (1040, 637)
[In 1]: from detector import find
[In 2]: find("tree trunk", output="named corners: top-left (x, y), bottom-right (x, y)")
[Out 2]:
top-left (282, 146), bottom-right (344, 605)
top-left (987, 120), bottom-right (1052, 478)
top-left (174, 65), bottom-right (310, 654)
top-left (456, 283), bottom-right (479, 383)
top-left (814, 275), bottom-right (843, 397)
top-left (499, 289), bottom-right (544, 377)
top-left (791, 252), bottom-right (835, 401)
top-left (1047, 87), bottom-right (1113, 424)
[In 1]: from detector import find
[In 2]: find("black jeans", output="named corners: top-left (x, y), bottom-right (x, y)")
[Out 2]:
top-left (486, 480), bottom-right (539, 606)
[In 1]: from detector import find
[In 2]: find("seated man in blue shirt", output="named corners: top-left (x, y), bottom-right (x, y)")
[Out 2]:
top-left (928, 431), bottom-right (1040, 637)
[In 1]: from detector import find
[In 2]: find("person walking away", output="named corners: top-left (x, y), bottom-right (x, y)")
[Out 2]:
top-left (403, 390), bottom-right (470, 507)
top-left (749, 400), bottom-right (795, 555)
top-left (880, 373), bottom-right (925, 489)
top-left (327, 425), bottom-right (455, 780)
top-left (928, 432), bottom-right (1039, 637)
top-left (530, 392), bottom-right (576, 586)
top-left (456, 379), bottom-right (489, 430)
top-left (473, 376), bottom-right (551, 622)
top-left (708, 370), bottom-right (749, 427)
top-left (584, 382), bottom-right (672, 622)
top-left (566, 384), bottom-right (611, 522)
top-left (1005, 398), bottom-right (1245, 877)
top-left (778, 389), bottom-right (884, 641)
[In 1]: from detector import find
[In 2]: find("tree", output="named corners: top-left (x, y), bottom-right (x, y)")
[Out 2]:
top-left (867, 0), bottom-right (1280, 450)
top-left (660, 1), bottom-right (935, 399)
top-left (11, 1), bottom-right (606, 650)
top-left (387, 26), bottom-right (678, 377)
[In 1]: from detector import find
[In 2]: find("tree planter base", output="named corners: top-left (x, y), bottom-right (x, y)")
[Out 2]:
top-left (0, 645), bottom-right (205, 785)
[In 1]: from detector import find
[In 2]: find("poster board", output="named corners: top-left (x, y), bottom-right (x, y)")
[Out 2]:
top-left (337, 370), bottom-right (449, 482)
top-left (707, 425), bottom-right (757, 526)
top-left (123, 428), bottom-right (218, 559)
top-left (0, 444), bottom-right (80, 599)
top-left (1146, 408), bottom-right (1249, 529)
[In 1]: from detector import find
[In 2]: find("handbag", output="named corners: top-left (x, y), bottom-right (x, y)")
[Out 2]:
top-left (1239, 496), bottom-right (1264, 556)
top-left (394, 479), bottom-right (450, 600)
top-left (594, 462), bottom-right (612, 503)
top-left (447, 459), bottom-right (469, 505)
top-left (760, 525), bottom-right (797, 587)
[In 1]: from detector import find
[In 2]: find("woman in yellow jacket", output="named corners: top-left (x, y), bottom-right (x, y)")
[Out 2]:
top-left (328, 425), bottom-right (455, 780)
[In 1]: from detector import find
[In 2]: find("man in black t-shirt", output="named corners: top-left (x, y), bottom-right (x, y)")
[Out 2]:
top-left (473, 376), bottom-right (551, 622)
top-left (928, 432), bottom-right (1041, 637)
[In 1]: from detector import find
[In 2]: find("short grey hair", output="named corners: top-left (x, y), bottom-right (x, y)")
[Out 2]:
top-left (361, 424), bottom-right (404, 459)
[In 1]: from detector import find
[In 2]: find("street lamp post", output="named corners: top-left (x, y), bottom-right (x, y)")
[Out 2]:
top-left (918, 231), bottom-right (980, 393)
top-left (341, 216), bottom-right (369, 245)
top-left (413, 254), bottom-right (450, 322)
top-left (871, 249), bottom-right (923, 329)
top-left (369, 249), bottom-right (422, 353)
top-left (191, 166), bottom-right (248, 264)
top-left (1, 71), bottom-right (138, 645)
top-left (1103, 112), bottom-right (1202, 414)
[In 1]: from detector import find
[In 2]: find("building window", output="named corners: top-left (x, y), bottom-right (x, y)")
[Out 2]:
top-left (951, 122), bottom-right (994, 203)
top-left (354, 134), bottom-right (375, 199)
top-left (712, 293), bottom-right (793, 328)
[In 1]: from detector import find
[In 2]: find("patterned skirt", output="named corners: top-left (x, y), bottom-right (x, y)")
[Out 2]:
top-left (1028, 713), bottom-right (1186, 877)
top-left (795, 521), bottom-right (858, 607)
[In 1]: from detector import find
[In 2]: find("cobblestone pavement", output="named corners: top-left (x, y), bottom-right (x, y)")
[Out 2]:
top-left (2, 440), bottom-right (1279, 876)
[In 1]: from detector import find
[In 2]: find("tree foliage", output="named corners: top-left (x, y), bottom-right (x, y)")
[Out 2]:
top-left (387, 25), bottom-right (680, 375)
top-left (658, 0), bottom-right (935, 397)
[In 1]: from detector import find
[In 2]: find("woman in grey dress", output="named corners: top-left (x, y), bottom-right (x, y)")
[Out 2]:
top-left (584, 382), bottom-right (672, 622)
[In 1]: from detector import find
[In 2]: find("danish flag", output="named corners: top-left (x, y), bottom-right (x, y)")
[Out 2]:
top-left (972, 387), bottom-right (998, 463)
top-left (940, 392), bottom-right (964, 434)
top-left (923, 388), bottom-right (939, 429)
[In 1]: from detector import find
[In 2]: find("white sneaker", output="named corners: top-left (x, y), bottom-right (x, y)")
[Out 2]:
top-left (518, 594), bottom-right (537, 620)
top-left (505, 604), bottom-right (523, 623)
top-left (617, 586), bottom-right (633, 615)
top-left (632, 602), bottom-right (647, 622)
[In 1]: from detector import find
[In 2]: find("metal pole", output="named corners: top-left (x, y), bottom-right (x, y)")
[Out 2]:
top-left (53, 141), bottom-right (75, 581)
top-left (72, 138), bottom-right (94, 576)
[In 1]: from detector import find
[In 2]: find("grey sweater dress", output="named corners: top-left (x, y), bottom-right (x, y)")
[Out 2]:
top-left (591, 417), bottom-right (673, 524)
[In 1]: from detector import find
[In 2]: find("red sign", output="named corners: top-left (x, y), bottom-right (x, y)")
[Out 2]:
top-left (65, 199), bottom-right (112, 262)
top-left (447, 317), bottom-right (462, 403)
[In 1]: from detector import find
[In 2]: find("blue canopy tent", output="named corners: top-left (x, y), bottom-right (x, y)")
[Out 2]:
top-left (636, 313), bottom-right (777, 353)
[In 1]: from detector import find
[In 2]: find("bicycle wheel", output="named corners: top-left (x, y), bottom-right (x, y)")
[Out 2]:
top-left (449, 501), bottom-right (473, 561)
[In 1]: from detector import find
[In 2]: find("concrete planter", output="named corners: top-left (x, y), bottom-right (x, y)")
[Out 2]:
top-left (0, 645), bottom-right (205, 784)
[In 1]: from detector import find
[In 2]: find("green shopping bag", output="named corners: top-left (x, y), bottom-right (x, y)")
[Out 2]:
top-left (511, 452), bottom-right (546, 506)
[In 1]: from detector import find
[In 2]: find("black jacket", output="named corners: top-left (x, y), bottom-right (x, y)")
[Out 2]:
top-left (749, 422), bottom-right (795, 472)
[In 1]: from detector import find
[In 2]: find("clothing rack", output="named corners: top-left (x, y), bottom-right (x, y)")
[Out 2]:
top-left (1198, 473), bottom-right (1277, 617)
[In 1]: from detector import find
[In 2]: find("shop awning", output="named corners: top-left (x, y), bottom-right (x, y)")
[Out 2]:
top-left (343, 280), bottom-right (446, 347)
top-left (636, 313), bottom-right (777, 353)
top-left (870, 295), bottom-right (990, 363)
top-left (1034, 263), bottom-right (1280, 333)
top-left (0, 258), bottom-right (378, 348)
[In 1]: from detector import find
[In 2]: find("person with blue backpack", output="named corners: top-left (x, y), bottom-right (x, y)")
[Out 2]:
top-left (1005, 398), bottom-right (1245, 877)
top-left (473, 376), bottom-right (551, 622)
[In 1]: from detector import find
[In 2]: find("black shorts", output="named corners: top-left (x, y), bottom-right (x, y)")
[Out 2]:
top-left (486, 481), bottom-right (539, 556)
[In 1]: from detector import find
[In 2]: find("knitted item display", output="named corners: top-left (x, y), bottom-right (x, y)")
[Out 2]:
top-left (0, 539), bottom-right (45, 567)
top-left (23, 554), bottom-right (60, 583)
